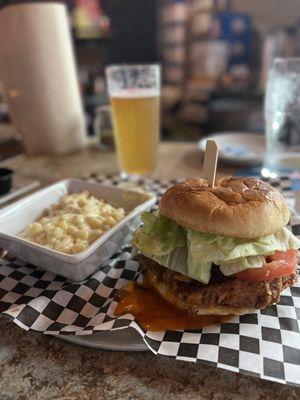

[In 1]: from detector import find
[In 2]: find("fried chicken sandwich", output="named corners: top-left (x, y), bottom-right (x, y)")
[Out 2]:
top-left (132, 177), bottom-right (300, 315)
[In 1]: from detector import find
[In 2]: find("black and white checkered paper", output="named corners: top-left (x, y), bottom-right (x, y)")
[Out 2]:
top-left (0, 175), bottom-right (300, 387)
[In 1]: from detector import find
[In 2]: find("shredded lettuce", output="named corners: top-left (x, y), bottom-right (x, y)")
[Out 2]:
top-left (132, 211), bottom-right (186, 256)
top-left (219, 255), bottom-right (266, 276)
top-left (132, 212), bottom-right (300, 283)
top-left (273, 227), bottom-right (300, 250)
top-left (147, 246), bottom-right (212, 284)
top-left (187, 232), bottom-right (273, 263)
top-left (147, 247), bottom-right (188, 276)
top-left (187, 246), bottom-right (212, 284)
top-left (187, 227), bottom-right (300, 265)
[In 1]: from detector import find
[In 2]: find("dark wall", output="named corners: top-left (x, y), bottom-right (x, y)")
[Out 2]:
top-left (103, 0), bottom-right (159, 64)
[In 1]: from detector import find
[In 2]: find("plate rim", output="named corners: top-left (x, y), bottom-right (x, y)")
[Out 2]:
top-left (198, 132), bottom-right (265, 166)
top-left (54, 327), bottom-right (149, 352)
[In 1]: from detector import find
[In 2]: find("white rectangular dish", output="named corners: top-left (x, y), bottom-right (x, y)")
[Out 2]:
top-left (0, 179), bottom-right (156, 281)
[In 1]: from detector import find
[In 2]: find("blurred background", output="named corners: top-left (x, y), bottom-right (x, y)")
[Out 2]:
top-left (1, 0), bottom-right (300, 153)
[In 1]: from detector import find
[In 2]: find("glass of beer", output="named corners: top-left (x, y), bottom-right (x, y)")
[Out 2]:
top-left (106, 64), bottom-right (160, 178)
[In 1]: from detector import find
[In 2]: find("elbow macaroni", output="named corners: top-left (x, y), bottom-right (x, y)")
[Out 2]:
top-left (21, 191), bottom-right (125, 254)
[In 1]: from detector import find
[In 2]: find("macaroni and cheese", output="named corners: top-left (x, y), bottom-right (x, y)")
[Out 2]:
top-left (21, 191), bottom-right (125, 254)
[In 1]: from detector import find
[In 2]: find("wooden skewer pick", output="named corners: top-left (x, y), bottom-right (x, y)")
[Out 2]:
top-left (203, 139), bottom-right (218, 187)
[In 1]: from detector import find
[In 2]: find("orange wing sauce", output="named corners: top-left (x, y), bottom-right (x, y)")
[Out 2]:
top-left (114, 281), bottom-right (232, 331)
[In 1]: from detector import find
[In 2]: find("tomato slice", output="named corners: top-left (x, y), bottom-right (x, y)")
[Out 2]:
top-left (235, 249), bottom-right (298, 282)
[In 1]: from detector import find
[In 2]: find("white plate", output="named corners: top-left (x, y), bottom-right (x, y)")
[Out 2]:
top-left (198, 132), bottom-right (265, 166)
top-left (0, 179), bottom-right (156, 281)
top-left (58, 328), bottom-right (149, 351)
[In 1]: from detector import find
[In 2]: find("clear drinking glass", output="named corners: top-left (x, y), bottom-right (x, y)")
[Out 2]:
top-left (106, 64), bottom-right (160, 179)
top-left (263, 58), bottom-right (300, 177)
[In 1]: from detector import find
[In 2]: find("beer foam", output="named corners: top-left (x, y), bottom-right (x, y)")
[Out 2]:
top-left (110, 88), bottom-right (159, 98)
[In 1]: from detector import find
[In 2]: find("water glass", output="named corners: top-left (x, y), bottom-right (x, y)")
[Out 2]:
top-left (263, 58), bottom-right (300, 177)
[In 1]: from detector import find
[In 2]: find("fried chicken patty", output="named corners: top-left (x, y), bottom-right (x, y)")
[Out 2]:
top-left (137, 255), bottom-right (297, 314)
